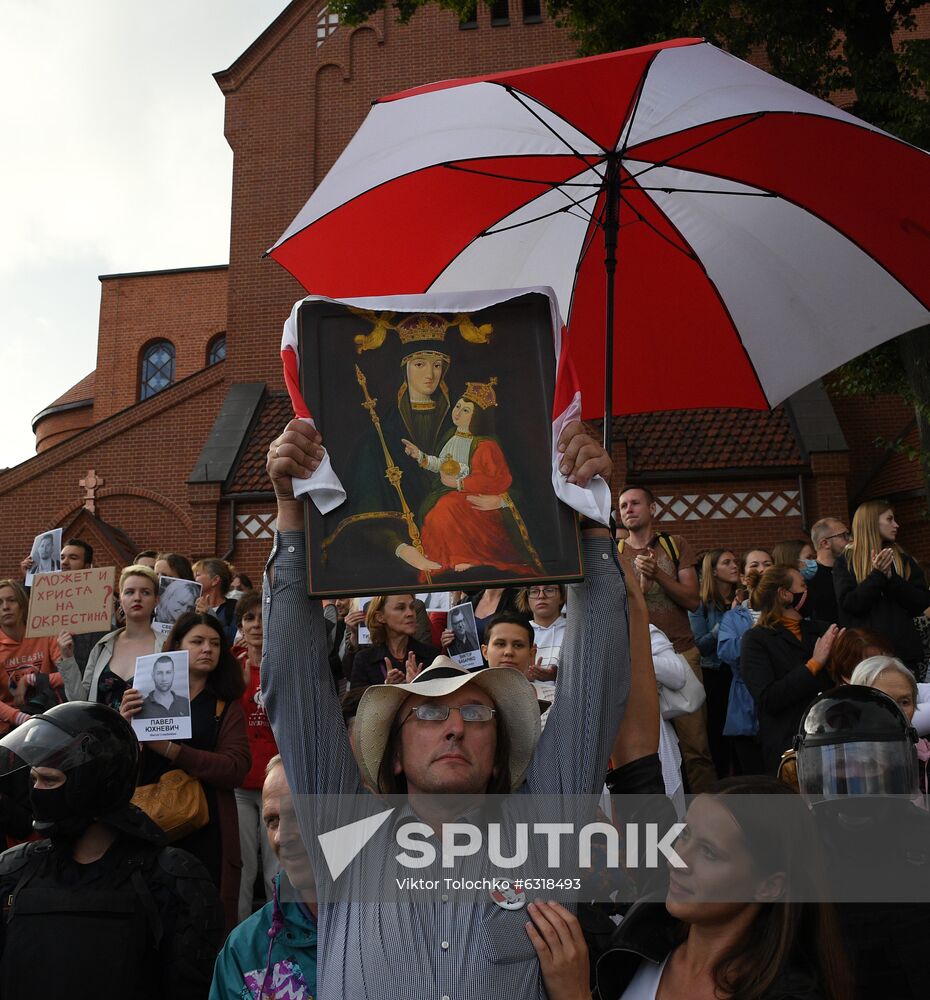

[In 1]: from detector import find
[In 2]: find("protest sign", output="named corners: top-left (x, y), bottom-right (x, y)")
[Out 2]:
top-left (446, 601), bottom-right (482, 670)
top-left (25, 567), bottom-right (115, 637)
top-left (132, 650), bottom-right (192, 742)
top-left (357, 596), bottom-right (373, 646)
top-left (153, 576), bottom-right (202, 636)
top-left (25, 528), bottom-right (62, 587)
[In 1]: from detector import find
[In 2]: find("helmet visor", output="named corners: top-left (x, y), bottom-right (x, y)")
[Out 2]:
top-left (797, 739), bottom-right (919, 799)
top-left (0, 717), bottom-right (90, 778)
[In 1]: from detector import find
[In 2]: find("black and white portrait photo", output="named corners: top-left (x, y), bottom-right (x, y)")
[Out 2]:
top-left (25, 528), bottom-right (62, 586)
top-left (357, 596), bottom-right (373, 646)
top-left (131, 650), bottom-right (192, 741)
top-left (153, 576), bottom-right (202, 636)
top-left (447, 601), bottom-right (482, 670)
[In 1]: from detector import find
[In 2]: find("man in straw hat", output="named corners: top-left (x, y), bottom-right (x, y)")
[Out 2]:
top-left (262, 417), bottom-right (629, 999)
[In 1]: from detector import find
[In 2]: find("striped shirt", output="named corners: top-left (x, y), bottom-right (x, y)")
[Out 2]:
top-left (262, 531), bottom-right (629, 1000)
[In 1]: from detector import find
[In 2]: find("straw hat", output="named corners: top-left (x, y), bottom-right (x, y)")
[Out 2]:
top-left (354, 656), bottom-right (541, 793)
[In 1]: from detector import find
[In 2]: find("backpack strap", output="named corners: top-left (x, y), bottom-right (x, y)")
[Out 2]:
top-left (127, 855), bottom-right (164, 948)
top-left (619, 534), bottom-right (682, 573)
top-left (652, 532), bottom-right (680, 572)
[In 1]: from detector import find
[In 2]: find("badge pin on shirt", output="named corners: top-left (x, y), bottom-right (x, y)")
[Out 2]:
top-left (490, 880), bottom-right (526, 910)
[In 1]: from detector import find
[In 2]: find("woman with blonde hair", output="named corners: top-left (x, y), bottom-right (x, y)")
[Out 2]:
top-left (740, 565), bottom-right (840, 774)
top-left (67, 564), bottom-right (164, 705)
top-left (834, 500), bottom-right (929, 672)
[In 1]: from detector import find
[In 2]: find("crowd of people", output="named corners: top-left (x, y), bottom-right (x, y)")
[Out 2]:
top-left (0, 420), bottom-right (926, 997)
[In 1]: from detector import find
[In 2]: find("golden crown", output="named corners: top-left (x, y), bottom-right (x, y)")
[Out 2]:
top-left (463, 376), bottom-right (498, 410)
top-left (396, 314), bottom-right (449, 345)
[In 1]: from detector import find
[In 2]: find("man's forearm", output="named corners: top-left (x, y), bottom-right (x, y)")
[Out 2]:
top-left (276, 498), bottom-right (303, 533)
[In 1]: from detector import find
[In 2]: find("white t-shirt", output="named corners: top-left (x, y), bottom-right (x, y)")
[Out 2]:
top-left (532, 616), bottom-right (565, 668)
top-left (620, 957), bottom-right (667, 999)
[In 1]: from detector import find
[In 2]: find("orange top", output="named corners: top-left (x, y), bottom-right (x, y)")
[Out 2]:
top-left (0, 629), bottom-right (64, 728)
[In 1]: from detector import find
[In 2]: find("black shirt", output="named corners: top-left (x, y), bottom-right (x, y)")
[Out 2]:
top-left (806, 562), bottom-right (838, 624)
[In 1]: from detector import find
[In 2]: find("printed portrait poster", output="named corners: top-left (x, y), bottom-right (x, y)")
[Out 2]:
top-left (298, 292), bottom-right (582, 597)
top-left (132, 650), bottom-right (192, 742)
top-left (25, 528), bottom-right (62, 587)
top-left (446, 601), bottom-right (482, 670)
top-left (153, 577), bottom-right (202, 637)
top-left (357, 596), bottom-right (373, 646)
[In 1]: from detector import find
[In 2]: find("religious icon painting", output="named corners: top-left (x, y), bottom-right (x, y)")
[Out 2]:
top-left (297, 291), bottom-right (583, 597)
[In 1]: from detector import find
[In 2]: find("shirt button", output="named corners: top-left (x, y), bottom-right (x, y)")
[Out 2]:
top-left (441, 893), bottom-right (448, 902)
top-left (601, 552), bottom-right (609, 560)
top-left (287, 545), bottom-right (296, 553)
top-left (265, 597), bottom-right (271, 604)
top-left (441, 941), bottom-right (449, 950)
top-left (442, 995), bottom-right (451, 1000)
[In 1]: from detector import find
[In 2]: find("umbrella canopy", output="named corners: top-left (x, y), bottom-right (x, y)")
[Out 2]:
top-left (269, 38), bottom-right (930, 422)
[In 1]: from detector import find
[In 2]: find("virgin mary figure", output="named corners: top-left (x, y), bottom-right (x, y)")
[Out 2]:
top-left (323, 316), bottom-right (455, 578)
top-left (402, 377), bottom-right (542, 580)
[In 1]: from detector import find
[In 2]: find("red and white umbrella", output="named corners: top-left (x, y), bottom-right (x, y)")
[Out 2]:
top-left (268, 38), bottom-right (930, 432)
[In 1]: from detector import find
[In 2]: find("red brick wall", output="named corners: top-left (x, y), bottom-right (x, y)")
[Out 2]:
top-left (35, 405), bottom-right (94, 452)
top-left (0, 366), bottom-right (227, 577)
top-left (93, 268), bottom-right (228, 422)
top-left (218, 1), bottom-right (577, 390)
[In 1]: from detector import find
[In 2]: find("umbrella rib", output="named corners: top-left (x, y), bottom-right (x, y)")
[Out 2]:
top-left (618, 191), bottom-right (699, 262)
top-left (503, 85), bottom-right (608, 168)
top-left (624, 112), bottom-right (768, 182)
top-left (483, 190), bottom-right (600, 236)
top-left (631, 185), bottom-right (776, 197)
top-left (443, 161), bottom-right (603, 188)
top-left (614, 52), bottom-right (654, 156)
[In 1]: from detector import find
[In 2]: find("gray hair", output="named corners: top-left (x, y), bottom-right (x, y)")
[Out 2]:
top-left (850, 655), bottom-right (917, 702)
top-left (265, 753), bottom-right (284, 778)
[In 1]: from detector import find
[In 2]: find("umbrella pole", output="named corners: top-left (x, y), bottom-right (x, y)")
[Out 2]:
top-left (602, 153), bottom-right (620, 452)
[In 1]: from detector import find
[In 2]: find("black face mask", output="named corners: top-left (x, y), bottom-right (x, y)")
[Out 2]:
top-left (788, 589), bottom-right (808, 612)
top-left (29, 784), bottom-right (91, 841)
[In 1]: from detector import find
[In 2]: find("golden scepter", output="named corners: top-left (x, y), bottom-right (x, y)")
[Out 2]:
top-left (355, 364), bottom-right (433, 585)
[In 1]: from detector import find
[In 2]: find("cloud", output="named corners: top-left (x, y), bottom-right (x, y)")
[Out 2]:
top-left (0, 0), bottom-right (290, 468)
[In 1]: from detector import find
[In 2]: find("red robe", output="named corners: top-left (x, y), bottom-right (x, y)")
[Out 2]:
top-left (420, 438), bottom-right (537, 575)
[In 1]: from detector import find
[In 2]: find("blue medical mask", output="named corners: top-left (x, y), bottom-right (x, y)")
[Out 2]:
top-left (800, 559), bottom-right (818, 580)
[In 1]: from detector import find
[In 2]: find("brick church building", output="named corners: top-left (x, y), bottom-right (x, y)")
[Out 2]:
top-left (2, 0), bottom-right (927, 580)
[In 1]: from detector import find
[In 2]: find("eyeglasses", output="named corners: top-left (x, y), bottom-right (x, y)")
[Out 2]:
top-left (527, 586), bottom-right (559, 598)
top-left (824, 531), bottom-right (851, 542)
top-left (401, 704), bottom-right (496, 725)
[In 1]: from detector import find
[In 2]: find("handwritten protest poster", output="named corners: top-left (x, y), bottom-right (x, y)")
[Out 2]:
top-left (25, 567), bottom-right (115, 637)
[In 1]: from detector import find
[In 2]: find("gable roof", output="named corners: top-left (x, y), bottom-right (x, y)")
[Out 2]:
top-left (225, 392), bottom-right (292, 494)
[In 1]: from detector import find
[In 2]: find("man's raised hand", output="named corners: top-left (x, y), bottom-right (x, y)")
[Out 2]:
top-left (556, 420), bottom-right (611, 487)
top-left (267, 419), bottom-right (325, 501)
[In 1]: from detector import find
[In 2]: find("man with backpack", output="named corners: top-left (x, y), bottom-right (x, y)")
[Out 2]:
top-left (616, 486), bottom-right (716, 792)
top-left (0, 702), bottom-right (224, 998)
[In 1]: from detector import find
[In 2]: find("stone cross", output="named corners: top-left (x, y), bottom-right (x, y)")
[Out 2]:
top-left (79, 469), bottom-right (104, 514)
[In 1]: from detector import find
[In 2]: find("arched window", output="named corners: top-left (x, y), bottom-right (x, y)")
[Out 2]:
top-left (139, 340), bottom-right (176, 400)
top-left (208, 333), bottom-right (226, 366)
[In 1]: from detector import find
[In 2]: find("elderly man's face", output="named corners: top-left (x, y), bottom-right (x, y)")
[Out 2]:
top-left (153, 659), bottom-right (174, 693)
top-left (38, 536), bottom-right (52, 560)
top-left (395, 684), bottom-right (498, 796)
top-left (263, 764), bottom-right (315, 895)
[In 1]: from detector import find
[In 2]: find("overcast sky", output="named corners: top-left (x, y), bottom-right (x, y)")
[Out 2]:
top-left (0, 0), bottom-right (291, 469)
